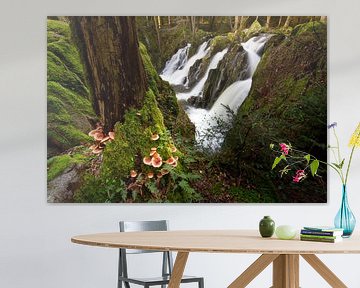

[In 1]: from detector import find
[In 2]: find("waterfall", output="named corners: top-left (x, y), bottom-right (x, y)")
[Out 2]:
top-left (186, 35), bottom-right (270, 149)
top-left (160, 34), bottom-right (270, 150)
top-left (160, 41), bottom-right (210, 85)
top-left (160, 43), bottom-right (191, 82)
top-left (177, 47), bottom-right (228, 100)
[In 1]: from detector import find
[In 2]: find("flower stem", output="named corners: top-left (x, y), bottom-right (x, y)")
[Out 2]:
top-left (345, 145), bottom-right (356, 185)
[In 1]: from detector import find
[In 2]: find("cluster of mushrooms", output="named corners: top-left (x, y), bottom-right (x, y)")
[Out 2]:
top-left (88, 126), bottom-right (115, 154)
top-left (130, 133), bottom-right (178, 179)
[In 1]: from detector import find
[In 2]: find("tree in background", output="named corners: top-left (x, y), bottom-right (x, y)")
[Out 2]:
top-left (70, 16), bottom-right (147, 132)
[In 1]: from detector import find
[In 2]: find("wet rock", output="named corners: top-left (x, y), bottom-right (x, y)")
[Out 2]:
top-left (198, 43), bottom-right (249, 108)
top-left (47, 162), bottom-right (87, 203)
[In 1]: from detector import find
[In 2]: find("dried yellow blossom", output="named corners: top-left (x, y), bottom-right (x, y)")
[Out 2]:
top-left (349, 122), bottom-right (360, 147)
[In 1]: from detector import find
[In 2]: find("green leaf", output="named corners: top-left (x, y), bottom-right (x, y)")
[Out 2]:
top-left (272, 154), bottom-right (286, 170)
top-left (270, 143), bottom-right (274, 149)
top-left (304, 154), bottom-right (311, 164)
top-left (310, 160), bottom-right (320, 176)
top-left (272, 157), bottom-right (281, 169)
top-left (339, 159), bottom-right (345, 169)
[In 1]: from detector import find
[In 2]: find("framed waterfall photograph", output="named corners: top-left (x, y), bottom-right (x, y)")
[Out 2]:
top-left (47, 16), bottom-right (327, 203)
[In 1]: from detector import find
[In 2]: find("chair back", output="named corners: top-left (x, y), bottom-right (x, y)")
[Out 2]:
top-left (119, 220), bottom-right (168, 254)
top-left (118, 220), bottom-right (174, 283)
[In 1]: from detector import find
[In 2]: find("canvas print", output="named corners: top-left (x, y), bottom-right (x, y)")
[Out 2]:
top-left (47, 16), bottom-right (327, 203)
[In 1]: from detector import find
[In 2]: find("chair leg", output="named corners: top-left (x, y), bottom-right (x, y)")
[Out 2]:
top-left (199, 278), bottom-right (204, 288)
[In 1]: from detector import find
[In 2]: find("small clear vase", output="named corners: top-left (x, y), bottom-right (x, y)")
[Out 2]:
top-left (334, 185), bottom-right (356, 237)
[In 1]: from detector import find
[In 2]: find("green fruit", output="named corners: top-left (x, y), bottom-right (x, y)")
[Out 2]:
top-left (275, 225), bottom-right (297, 240)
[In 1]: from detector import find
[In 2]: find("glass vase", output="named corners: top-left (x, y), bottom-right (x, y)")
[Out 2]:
top-left (334, 185), bottom-right (356, 237)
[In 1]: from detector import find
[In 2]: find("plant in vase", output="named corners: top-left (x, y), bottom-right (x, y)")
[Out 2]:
top-left (271, 122), bottom-right (360, 237)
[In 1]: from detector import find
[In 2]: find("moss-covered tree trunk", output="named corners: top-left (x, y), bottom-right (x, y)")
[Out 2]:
top-left (70, 16), bottom-right (147, 132)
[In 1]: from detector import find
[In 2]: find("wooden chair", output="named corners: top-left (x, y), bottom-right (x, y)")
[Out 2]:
top-left (118, 220), bottom-right (204, 288)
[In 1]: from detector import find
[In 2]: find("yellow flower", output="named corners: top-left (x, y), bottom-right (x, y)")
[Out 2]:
top-left (349, 122), bottom-right (360, 147)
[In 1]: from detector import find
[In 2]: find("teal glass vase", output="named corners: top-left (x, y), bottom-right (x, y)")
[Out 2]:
top-left (334, 185), bottom-right (356, 237)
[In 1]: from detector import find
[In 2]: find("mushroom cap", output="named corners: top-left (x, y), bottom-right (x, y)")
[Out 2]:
top-left (147, 171), bottom-right (154, 179)
top-left (174, 156), bottom-right (179, 161)
top-left (151, 133), bottom-right (160, 141)
top-left (150, 147), bottom-right (157, 151)
top-left (93, 132), bottom-right (105, 141)
top-left (170, 145), bottom-right (177, 153)
top-left (89, 144), bottom-right (98, 150)
top-left (91, 146), bottom-right (103, 154)
top-left (151, 156), bottom-right (163, 168)
top-left (130, 170), bottom-right (137, 178)
top-left (150, 150), bottom-right (159, 157)
top-left (157, 172), bottom-right (163, 178)
top-left (108, 131), bottom-right (115, 140)
top-left (88, 127), bottom-right (102, 137)
top-left (171, 161), bottom-right (178, 167)
top-left (160, 169), bottom-right (169, 175)
top-left (165, 156), bottom-right (176, 165)
top-left (100, 136), bottom-right (111, 144)
top-left (143, 156), bottom-right (152, 165)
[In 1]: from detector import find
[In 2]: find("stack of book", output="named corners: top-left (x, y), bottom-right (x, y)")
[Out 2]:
top-left (300, 226), bottom-right (344, 243)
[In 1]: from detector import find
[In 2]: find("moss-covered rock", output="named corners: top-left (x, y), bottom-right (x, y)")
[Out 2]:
top-left (221, 21), bottom-right (327, 203)
top-left (47, 148), bottom-right (90, 202)
top-left (75, 89), bottom-right (193, 203)
top-left (47, 20), bottom-right (96, 157)
top-left (139, 42), bottom-right (195, 139)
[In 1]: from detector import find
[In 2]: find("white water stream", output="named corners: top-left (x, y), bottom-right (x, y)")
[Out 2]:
top-left (161, 35), bottom-right (270, 149)
top-left (160, 41), bottom-right (210, 86)
top-left (177, 47), bottom-right (228, 100)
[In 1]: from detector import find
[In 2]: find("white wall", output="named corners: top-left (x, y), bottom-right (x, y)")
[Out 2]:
top-left (1, 0), bottom-right (360, 287)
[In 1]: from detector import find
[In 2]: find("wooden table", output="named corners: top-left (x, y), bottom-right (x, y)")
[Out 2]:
top-left (71, 230), bottom-right (360, 288)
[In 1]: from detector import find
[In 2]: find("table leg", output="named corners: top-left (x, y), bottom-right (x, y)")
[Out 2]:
top-left (168, 251), bottom-right (189, 288)
top-left (228, 254), bottom-right (279, 288)
top-left (272, 254), bottom-right (299, 288)
top-left (301, 254), bottom-right (347, 288)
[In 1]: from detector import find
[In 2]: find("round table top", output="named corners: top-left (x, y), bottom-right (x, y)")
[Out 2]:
top-left (71, 230), bottom-right (360, 254)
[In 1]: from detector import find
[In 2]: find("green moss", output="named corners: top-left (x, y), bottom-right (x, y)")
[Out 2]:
top-left (210, 35), bottom-right (232, 54)
top-left (139, 42), bottom-right (160, 95)
top-left (47, 19), bottom-right (96, 157)
top-left (139, 42), bottom-right (194, 140)
top-left (101, 89), bottom-right (168, 178)
top-left (48, 81), bottom-right (93, 116)
top-left (47, 19), bottom-right (71, 40)
top-left (222, 23), bottom-right (327, 203)
top-left (292, 21), bottom-right (326, 36)
top-left (246, 20), bottom-right (262, 36)
top-left (47, 51), bottom-right (88, 97)
top-left (48, 40), bottom-right (86, 84)
top-left (47, 152), bottom-right (87, 181)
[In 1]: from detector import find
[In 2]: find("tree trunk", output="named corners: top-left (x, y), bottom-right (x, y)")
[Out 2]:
top-left (228, 16), bottom-right (233, 30)
top-left (284, 16), bottom-right (291, 28)
top-left (277, 16), bottom-right (282, 27)
top-left (190, 16), bottom-right (196, 37)
top-left (153, 16), bottom-right (162, 54)
top-left (266, 16), bottom-right (271, 29)
top-left (239, 16), bottom-right (248, 31)
top-left (209, 16), bottom-right (216, 30)
top-left (234, 16), bottom-right (239, 31)
top-left (70, 16), bottom-right (147, 132)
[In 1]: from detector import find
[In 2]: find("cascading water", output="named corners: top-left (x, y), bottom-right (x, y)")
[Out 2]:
top-left (160, 43), bottom-right (191, 81)
top-left (186, 35), bottom-right (270, 149)
top-left (177, 47), bottom-right (228, 100)
top-left (160, 35), bottom-right (270, 150)
top-left (160, 41), bottom-right (210, 86)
